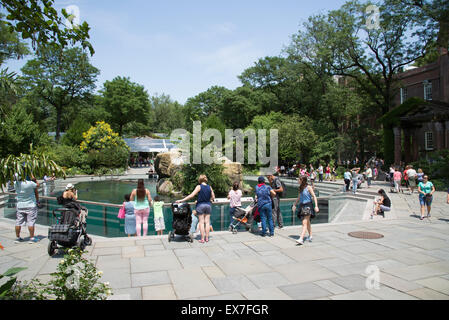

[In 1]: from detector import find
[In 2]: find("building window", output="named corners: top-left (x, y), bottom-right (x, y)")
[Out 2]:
top-left (425, 132), bottom-right (434, 150)
top-left (423, 81), bottom-right (432, 100)
top-left (400, 87), bottom-right (408, 104)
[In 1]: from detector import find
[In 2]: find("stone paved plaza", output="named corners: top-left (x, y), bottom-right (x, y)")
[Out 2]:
top-left (1, 181), bottom-right (449, 300)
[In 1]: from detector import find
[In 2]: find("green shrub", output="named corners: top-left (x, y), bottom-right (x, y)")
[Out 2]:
top-left (411, 149), bottom-right (449, 191)
top-left (181, 163), bottom-right (231, 197)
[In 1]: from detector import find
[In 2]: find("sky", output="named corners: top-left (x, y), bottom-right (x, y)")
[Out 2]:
top-left (4, 0), bottom-right (348, 104)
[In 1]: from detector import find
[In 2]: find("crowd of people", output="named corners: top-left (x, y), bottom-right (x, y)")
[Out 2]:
top-left (129, 155), bottom-right (155, 169)
top-left (9, 157), bottom-right (448, 246)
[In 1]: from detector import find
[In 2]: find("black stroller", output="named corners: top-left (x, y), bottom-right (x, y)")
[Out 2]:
top-left (168, 202), bottom-right (193, 243)
top-left (48, 200), bottom-right (92, 256)
top-left (229, 200), bottom-right (258, 234)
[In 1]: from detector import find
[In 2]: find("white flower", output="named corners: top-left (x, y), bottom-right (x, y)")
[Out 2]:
top-left (104, 282), bottom-right (110, 286)
top-left (97, 271), bottom-right (103, 276)
top-left (106, 289), bottom-right (112, 296)
top-left (59, 259), bottom-right (65, 264)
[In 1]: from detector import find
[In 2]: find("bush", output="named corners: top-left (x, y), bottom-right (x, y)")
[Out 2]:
top-left (4, 248), bottom-right (112, 300)
top-left (181, 163), bottom-right (231, 197)
top-left (411, 149), bottom-right (449, 191)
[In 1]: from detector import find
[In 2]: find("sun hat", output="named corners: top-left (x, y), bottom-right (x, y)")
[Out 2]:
top-left (65, 183), bottom-right (74, 190)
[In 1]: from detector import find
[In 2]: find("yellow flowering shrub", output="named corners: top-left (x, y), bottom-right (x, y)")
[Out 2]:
top-left (80, 122), bottom-right (129, 152)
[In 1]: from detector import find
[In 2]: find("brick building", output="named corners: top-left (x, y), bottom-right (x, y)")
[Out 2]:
top-left (391, 49), bottom-right (449, 164)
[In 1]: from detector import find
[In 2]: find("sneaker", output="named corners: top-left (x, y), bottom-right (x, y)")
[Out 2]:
top-left (14, 237), bottom-right (24, 243)
top-left (269, 234), bottom-right (274, 237)
top-left (29, 237), bottom-right (38, 244)
top-left (427, 214), bottom-right (431, 218)
top-left (296, 238), bottom-right (304, 245)
top-left (305, 236), bottom-right (313, 242)
top-left (260, 233), bottom-right (266, 237)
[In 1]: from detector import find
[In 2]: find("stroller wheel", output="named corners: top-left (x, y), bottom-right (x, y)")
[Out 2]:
top-left (78, 238), bottom-right (86, 251)
top-left (48, 241), bottom-right (57, 256)
top-left (83, 236), bottom-right (92, 246)
top-left (168, 231), bottom-right (174, 242)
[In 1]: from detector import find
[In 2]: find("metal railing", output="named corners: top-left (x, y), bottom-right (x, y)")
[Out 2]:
top-left (3, 193), bottom-right (329, 238)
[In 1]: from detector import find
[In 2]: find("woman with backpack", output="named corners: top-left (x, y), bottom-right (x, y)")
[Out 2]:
top-left (292, 176), bottom-right (319, 245)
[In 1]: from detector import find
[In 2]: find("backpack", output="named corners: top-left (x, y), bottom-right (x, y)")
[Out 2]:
top-left (274, 177), bottom-right (287, 198)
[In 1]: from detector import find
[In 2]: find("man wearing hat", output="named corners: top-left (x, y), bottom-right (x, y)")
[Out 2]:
top-left (267, 172), bottom-right (284, 229)
top-left (255, 176), bottom-right (276, 237)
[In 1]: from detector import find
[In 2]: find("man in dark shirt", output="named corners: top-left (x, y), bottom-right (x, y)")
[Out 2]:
top-left (267, 173), bottom-right (284, 229)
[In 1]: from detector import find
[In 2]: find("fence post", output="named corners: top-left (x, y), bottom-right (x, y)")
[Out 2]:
top-left (220, 205), bottom-right (224, 231)
top-left (103, 207), bottom-right (108, 236)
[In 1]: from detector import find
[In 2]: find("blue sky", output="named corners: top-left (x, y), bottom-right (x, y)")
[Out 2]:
top-left (5, 0), bottom-right (348, 104)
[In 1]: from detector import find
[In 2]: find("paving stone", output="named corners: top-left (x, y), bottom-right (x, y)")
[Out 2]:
top-left (212, 275), bottom-right (258, 294)
top-left (135, 239), bottom-right (162, 246)
top-left (378, 272), bottom-right (423, 292)
top-left (199, 292), bottom-right (247, 300)
top-left (381, 248), bottom-right (440, 266)
top-left (131, 271), bottom-right (171, 287)
top-left (100, 270), bottom-right (131, 289)
top-left (246, 271), bottom-right (290, 289)
top-left (242, 288), bottom-right (292, 300)
top-left (215, 257), bottom-right (271, 276)
top-left (332, 274), bottom-right (368, 292)
top-left (281, 245), bottom-right (337, 262)
top-left (243, 240), bottom-right (279, 252)
top-left (111, 287), bottom-right (142, 300)
top-left (406, 288), bottom-right (449, 300)
top-left (169, 267), bottom-right (219, 299)
top-left (385, 264), bottom-right (447, 281)
top-left (92, 247), bottom-right (122, 256)
top-left (329, 290), bottom-right (380, 300)
top-left (278, 282), bottom-right (331, 300)
top-left (96, 255), bottom-right (130, 270)
top-left (144, 249), bottom-right (175, 257)
top-left (202, 266), bottom-right (226, 279)
top-left (122, 246), bottom-right (144, 258)
top-left (177, 254), bottom-right (215, 268)
top-left (415, 277), bottom-right (449, 295)
top-left (314, 279), bottom-right (350, 295)
top-left (400, 237), bottom-right (449, 250)
top-left (258, 253), bottom-right (296, 267)
top-left (95, 240), bottom-right (136, 248)
top-left (143, 244), bottom-right (166, 251)
top-left (368, 286), bottom-right (418, 300)
top-left (274, 262), bottom-right (338, 284)
top-left (130, 255), bottom-right (182, 273)
top-left (142, 284), bottom-right (177, 300)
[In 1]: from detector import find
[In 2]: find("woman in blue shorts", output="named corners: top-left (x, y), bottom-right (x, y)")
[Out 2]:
top-left (418, 175), bottom-right (435, 220)
top-left (176, 175), bottom-right (215, 243)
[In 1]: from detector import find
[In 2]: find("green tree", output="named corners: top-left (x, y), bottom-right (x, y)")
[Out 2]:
top-left (1, 0), bottom-right (94, 55)
top-left (21, 46), bottom-right (99, 140)
top-left (100, 76), bottom-right (150, 136)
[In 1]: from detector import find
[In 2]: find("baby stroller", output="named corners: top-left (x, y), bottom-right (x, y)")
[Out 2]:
top-left (229, 200), bottom-right (257, 234)
top-left (47, 205), bottom-right (91, 256)
top-left (169, 202), bottom-right (193, 243)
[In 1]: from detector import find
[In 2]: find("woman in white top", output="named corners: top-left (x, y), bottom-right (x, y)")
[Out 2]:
top-left (227, 182), bottom-right (242, 230)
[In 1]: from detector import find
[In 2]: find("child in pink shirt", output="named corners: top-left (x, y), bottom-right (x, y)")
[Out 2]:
top-left (393, 169), bottom-right (402, 193)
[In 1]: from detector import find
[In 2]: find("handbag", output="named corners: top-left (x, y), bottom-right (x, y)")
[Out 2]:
top-left (118, 203), bottom-right (126, 219)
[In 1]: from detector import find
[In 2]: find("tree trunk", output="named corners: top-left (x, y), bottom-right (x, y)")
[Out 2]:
top-left (55, 106), bottom-right (62, 141)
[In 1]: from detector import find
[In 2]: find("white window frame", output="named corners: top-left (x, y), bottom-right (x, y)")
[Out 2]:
top-left (424, 131), bottom-right (434, 151)
top-left (400, 87), bottom-right (408, 104)
top-left (424, 81), bottom-right (432, 101)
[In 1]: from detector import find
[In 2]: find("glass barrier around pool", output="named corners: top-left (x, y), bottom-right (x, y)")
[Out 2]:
top-left (3, 194), bottom-right (329, 238)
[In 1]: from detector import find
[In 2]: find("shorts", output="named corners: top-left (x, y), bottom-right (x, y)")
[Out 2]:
top-left (298, 202), bottom-right (313, 218)
top-left (16, 207), bottom-right (38, 226)
top-left (154, 217), bottom-right (165, 231)
top-left (408, 177), bottom-right (416, 187)
top-left (419, 195), bottom-right (433, 206)
top-left (379, 205), bottom-right (391, 212)
top-left (196, 203), bottom-right (211, 215)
